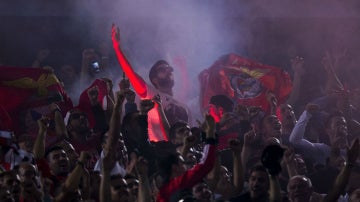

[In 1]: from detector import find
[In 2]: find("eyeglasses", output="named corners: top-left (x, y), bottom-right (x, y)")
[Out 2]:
top-left (155, 65), bottom-right (173, 73)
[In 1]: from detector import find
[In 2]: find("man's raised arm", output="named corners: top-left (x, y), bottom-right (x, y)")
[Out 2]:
top-left (111, 24), bottom-right (147, 98)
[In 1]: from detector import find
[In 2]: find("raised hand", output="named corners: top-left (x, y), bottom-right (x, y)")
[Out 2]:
top-left (283, 147), bottom-right (295, 165)
top-left (82, 49), bottom-right (97, 63)
top-left (204, 114), bottom-right (215, 132)
top-left (243, 130), bottom-right (256, 147)
top-left (139, 99), bottom-right (155, 115)
top-left (37, 117), bottom-right (50, 133)
top-left (305, 103), bottom-right (319, 115)
top-left (119, 77), bottom-right (131, 90)
top-left (152, 94), bottom-right (162, 107)
top-left (87, 86), bottom-right (99, 106)
top-left (111, 24), bottom-right (121, 47)
top-left (290, 56), bottom-right (305, 76)
top-left (266, 91), bottom-right (278, 113)
top-left (135, 157), bottom-right (148, 176)
top-left (229, 139), bottom-right (242, 153)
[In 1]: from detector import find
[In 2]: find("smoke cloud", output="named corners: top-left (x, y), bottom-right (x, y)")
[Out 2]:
top-left (1, 0), bottom-right (360, 118)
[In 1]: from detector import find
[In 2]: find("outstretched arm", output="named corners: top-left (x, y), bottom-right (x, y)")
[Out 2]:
top-left (111, 24), bottom-right (147, 98)
top-left (323, 138), bottom-right (359, 202)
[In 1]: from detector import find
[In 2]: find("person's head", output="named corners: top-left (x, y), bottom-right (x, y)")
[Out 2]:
top-left (294, 154), bottom-right (307, 175)
top-left (169, 121), bottom-right (191, 146)
top-left (110, 174), bottom-right (131, 202)
top-left (17, 134), bottom-right (34, 153)
top-left (0, 171), bottom-right (20, 200)
top-left (45, 146), bottom-right (69, 176)
top-left (248, 165), bottom-right (269, 200)
top-left (18, 162), bottom-right (42, 196)
top-left (149, 60), bottom-right (174, 89)
top-left (0, 187), bottom-right (14, 202)
top-left (278, 104), bottom-right (296, 132)
top-left (349, 188), bottom-right (360, 202)
top-left (325, 111), bottom-right (348, 149)
top-left (208, 95), bottom-right (234, 123)
top-left (287, 175), bottom-right (313, 202)
top-left (192, 181), bottom-right (213, 202)
top-left (57, 140), bottom-right (79, 170)
top-left (215, 165), bottom-right (234, 196)
top-left (261, 115), bottom-right (282, 140)
top-left (124, 174), bottom-right (139, 200)
top-left (159, 153), bottom-right (187, 183)
top-left (67, 109), bottom-right (90, 135)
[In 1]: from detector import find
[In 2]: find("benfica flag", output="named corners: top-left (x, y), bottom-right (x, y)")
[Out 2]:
top-left (78, 78), bottom-right (109, 129)
top-left (0, 66), bottom-right (73, 135)
top-left (199, 54), bottom-right (292, 113)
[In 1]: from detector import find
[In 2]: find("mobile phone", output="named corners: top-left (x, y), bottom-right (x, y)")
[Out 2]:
top-left (90, 61), bottom-right (100, 73)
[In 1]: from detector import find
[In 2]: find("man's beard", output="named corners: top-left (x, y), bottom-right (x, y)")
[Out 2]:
top-left (157, 77), bottom-right (174, 88)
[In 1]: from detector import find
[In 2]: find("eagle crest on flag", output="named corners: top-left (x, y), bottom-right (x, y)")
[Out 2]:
top-left (199, 54), bottom-right (292, 113)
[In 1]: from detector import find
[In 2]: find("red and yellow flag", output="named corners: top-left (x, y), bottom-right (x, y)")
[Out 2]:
top-left (0, 66), bottom-right (73, 135)
top-left (199, 54), bottom-right (292, 113)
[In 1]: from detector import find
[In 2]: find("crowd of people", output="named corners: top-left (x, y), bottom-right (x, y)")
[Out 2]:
top-left (0, 23), bottom-right (359, 202)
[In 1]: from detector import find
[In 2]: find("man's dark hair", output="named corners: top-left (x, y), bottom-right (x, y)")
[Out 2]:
top-left (169, 121), bottom-right (189, 141)
top-left (249, 164), bottom-right (268, 176)
top-left (45, 145), bottom-right (64, 159)
top-left (209, 94), bottom-right (234, 112)
top-left (149, 60), bottom-right (169, 86)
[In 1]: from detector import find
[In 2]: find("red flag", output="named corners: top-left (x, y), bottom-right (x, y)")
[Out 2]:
top-left (78, 79), bottom-right (109, 129)
top-left (0, 66), bottom-right (73, 135)
top-left (199, 54), bottom-right (292, 113)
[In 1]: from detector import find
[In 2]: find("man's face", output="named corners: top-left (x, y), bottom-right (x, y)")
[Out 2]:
top-left (249, 171), bottom-right (269, 199)
top-left (287, 177), bottom-right (312, 202)
top-left (68, 112), bottom-right (90, 134)
top-left (18, 163), bottom-right (39, 189)
top-left (328, 116), bottom-right (348, 149)
top-left (208, 104), bottom-right (222, 123)
top-left (153, 63), bottom-right (174, 88)
top-left (47, 149), bottom-right (69, 176)
top-left (125, 177), bottom-right (139, 199)
top-left (111, 177), bottom-right (130, 202)
top-left (280, 104), bottom-right (296, 130)
top-left (59, 142), bottom-right (79, 170)
top-left (192, 182), bottom-right (213, 201)
top-left (2, 173), bottom-right (20, 199)
top-left (174, 124), bottom-right (191, 145)
top-left (262, 115), bottom-right (282, 139)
